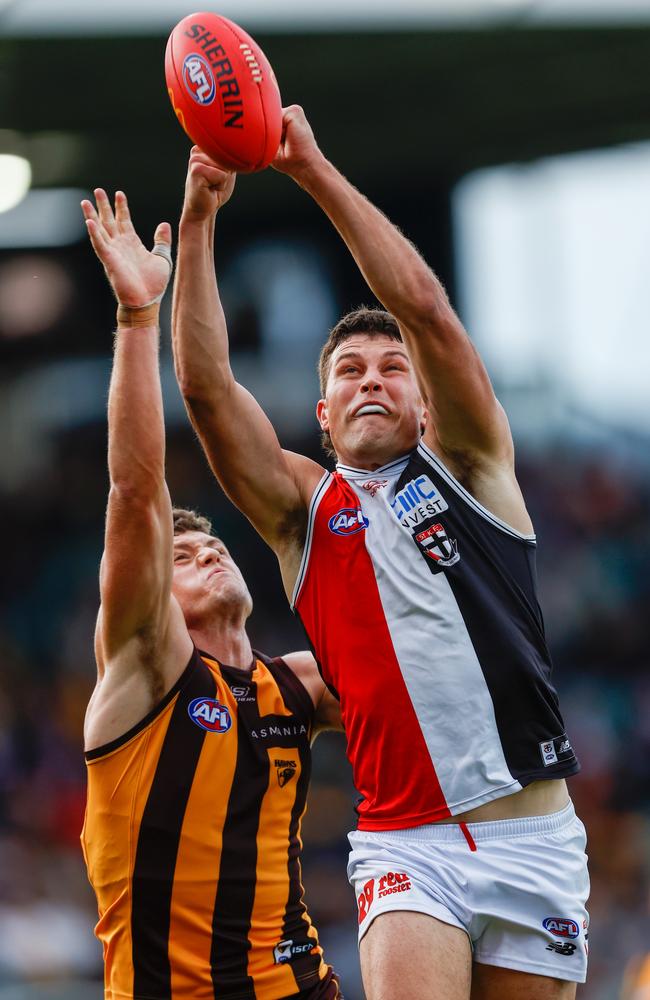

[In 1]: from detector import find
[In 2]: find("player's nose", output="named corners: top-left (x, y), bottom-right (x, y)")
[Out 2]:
top-left (198, 547), bottom-right (219, 565)
top-left (360, 375), bottom-right (383, 393)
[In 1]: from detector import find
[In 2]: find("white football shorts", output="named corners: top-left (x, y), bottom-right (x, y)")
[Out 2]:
top-left (347, 801), bottom-right (589, 984)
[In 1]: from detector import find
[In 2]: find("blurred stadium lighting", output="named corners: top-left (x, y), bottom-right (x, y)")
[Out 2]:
top-left (1, 0), bottom-right (650, 33)
top-left (0, 188), bottom-right (88, 248)
top-left (453, 141), bottom-right (650, 437)
top-left (0, 154), bottom-right (31, 213)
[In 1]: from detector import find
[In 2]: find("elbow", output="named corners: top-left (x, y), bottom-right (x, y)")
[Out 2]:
top-left (176, 363), bottom-right (233, 408)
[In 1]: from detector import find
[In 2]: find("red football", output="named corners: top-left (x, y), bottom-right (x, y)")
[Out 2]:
top-left (165, 12), bottom-right (282, 173)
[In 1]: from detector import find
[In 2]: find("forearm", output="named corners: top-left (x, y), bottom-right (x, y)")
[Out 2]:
top-left (172, 213), bottom-right (234, 402)
top-left (107, 305), bottom-right (166, 494)
top-left (294, 157), bottom-right (452, 329)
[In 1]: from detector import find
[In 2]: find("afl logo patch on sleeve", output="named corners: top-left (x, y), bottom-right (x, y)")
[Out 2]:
top-left (188, 697), bottom-right (232, 733)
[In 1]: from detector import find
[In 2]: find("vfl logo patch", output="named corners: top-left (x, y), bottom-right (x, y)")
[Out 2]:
top-left (328, 507), bottom-right (369, 535)
top-left (415, 522), bottom-right (460, 568)
top-left (275, 758), bottom-right (297, 787)
top-left (543, 918), bottom-right (580, 939)
top-left (182, 53), bottom-right (216, 105)
top-left (188, 697), bottom-right (232, 733)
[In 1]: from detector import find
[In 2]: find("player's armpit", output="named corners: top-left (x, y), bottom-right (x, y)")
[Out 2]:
top-left (181, 377), bottom-right (324, 551)
top-left (313, 687), bottom-right (344, 739)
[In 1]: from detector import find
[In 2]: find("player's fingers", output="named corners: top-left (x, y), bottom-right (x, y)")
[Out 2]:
top-left (152, 222), bottom-right (173, 270)
top-left (80, 199), bottom-right (99, 224)
top-left (84, 217), bottom-right (109, 258)
top-left (94, 187), bottom-right (117, 234)
top-left (114, 190), bottom-right (135, 232)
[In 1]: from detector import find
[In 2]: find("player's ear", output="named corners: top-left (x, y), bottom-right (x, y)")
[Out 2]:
top-left (316, 399), bottom-right (329, 432)
top-left (420, 405), bottom-right (429, 435)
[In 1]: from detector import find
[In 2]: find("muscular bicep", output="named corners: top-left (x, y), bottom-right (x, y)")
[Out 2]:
top-left (182, 376), bottom-right (323, 546)
top-left (98, 481), bottom-right (174, 660)
top-left (403, 306), bottom-right (514, 466)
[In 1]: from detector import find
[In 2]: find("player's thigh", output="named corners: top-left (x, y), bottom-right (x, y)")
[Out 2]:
top-left (360, 910), bottom-right (472, 1000)
top-left (471, 962), bottom-right (577, 1000)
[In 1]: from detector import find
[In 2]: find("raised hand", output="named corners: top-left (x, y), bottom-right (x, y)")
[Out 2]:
top-left (182, 147), bottom-right (236, 220)
top-left (271, 105), bottom-right (323, 178)
top-left (81, 189), bottom-right (172, 309)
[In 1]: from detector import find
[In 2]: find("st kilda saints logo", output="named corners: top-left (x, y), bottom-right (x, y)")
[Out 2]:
top-left (415, 521), bottom-right (460, 569)
top-left (275, 758), bottom-right (297, 787)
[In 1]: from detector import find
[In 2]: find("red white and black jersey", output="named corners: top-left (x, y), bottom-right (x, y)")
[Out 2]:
top-left (293, 442), bottom-right (579, 831)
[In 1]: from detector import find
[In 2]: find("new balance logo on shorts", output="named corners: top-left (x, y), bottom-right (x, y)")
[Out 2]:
top-left (546, 941), bottom-right (577, 956)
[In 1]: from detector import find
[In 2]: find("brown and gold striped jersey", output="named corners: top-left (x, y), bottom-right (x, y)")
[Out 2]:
top-left (81, 647), bottom-right (329, 1000)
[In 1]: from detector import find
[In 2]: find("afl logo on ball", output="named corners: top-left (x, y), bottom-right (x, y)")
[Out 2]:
top-left (188, 697), bottom-right (232, 733)
top-left (328, 508), bottom-right (369, 536)
top-left (182, 53), bottom-right (216, 105)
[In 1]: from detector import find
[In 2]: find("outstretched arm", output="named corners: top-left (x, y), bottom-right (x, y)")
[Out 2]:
top-left (273, 107), bottom-right (512, 468)
top-left (172, 148), bottom-right (323, 557)
top-left (82, 191), bottom-right (187, 672)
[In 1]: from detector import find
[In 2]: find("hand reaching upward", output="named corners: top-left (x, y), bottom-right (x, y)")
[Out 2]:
top-left (182, 147), bottom-right (236, 221)
top-left (81, 189), bottom-right (172, 309)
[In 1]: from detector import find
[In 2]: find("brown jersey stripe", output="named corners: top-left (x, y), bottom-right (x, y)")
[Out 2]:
top-left (131, 652), bottom-right (216, 998)
top-left (257, 652), bottom-right (314, 723)
top-left (245, 744), bottom-right (304, 998)
top-left (279, 735), bottom-right (324, 989)
top-left (210, 671), bottom-right (269, 999)
top-left (168, 661), bottom-right (240, 997)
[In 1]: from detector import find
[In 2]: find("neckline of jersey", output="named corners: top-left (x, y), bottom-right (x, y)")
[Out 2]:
top-left (335, 452), bottom-right (411, 480)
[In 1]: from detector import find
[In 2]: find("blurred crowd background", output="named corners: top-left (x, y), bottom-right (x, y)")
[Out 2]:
top-left (1, 2), bottom-right (649, 998)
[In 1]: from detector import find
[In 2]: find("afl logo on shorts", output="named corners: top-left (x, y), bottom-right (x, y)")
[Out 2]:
top-left (182, 53), bottom-right (216, 105)
top-left (188, 697), bottom-right (232, 733)
top-left (543, 917), bottom-right (580, 939)
top-left (328, 507), bottom-right (369, 535)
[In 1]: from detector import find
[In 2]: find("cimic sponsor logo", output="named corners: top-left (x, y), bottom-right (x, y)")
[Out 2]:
top-left (328, 507), bottom-right (369, 535)
top-left (391, 475), bottom-right (448, 527)
top-left (543, 917), bottom-right (580, 939)
top-left (187, 697), bottom-right (232, 733)
top-left (357, 872), bottom-right (412, 924)
top-left (183, 23), bottom-right (244, 127)
top-left (273, 938), bottom-right (316, 964)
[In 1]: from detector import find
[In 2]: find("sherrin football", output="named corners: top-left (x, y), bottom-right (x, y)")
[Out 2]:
top-left (165, 12), bottom-right (282, 172)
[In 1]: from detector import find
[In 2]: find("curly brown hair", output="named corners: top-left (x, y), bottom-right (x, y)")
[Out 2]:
top-left (317, 307), bottom-right (402, 458)
top-left (172, 508), bottom-right (213, 536)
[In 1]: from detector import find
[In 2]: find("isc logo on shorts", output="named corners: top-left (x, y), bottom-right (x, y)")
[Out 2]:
top-left (188, 697), bottom-right (232, 733)
top-left (328, 507), bottom-right (369, 535)
top-left (183, 53), bottom-right (216, 105)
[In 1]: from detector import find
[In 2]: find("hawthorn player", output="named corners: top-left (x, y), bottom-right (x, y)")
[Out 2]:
top-left (80, 188), bottom-right (343, 1000)
top-left (173, 109), bottom-right (589, 1000)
